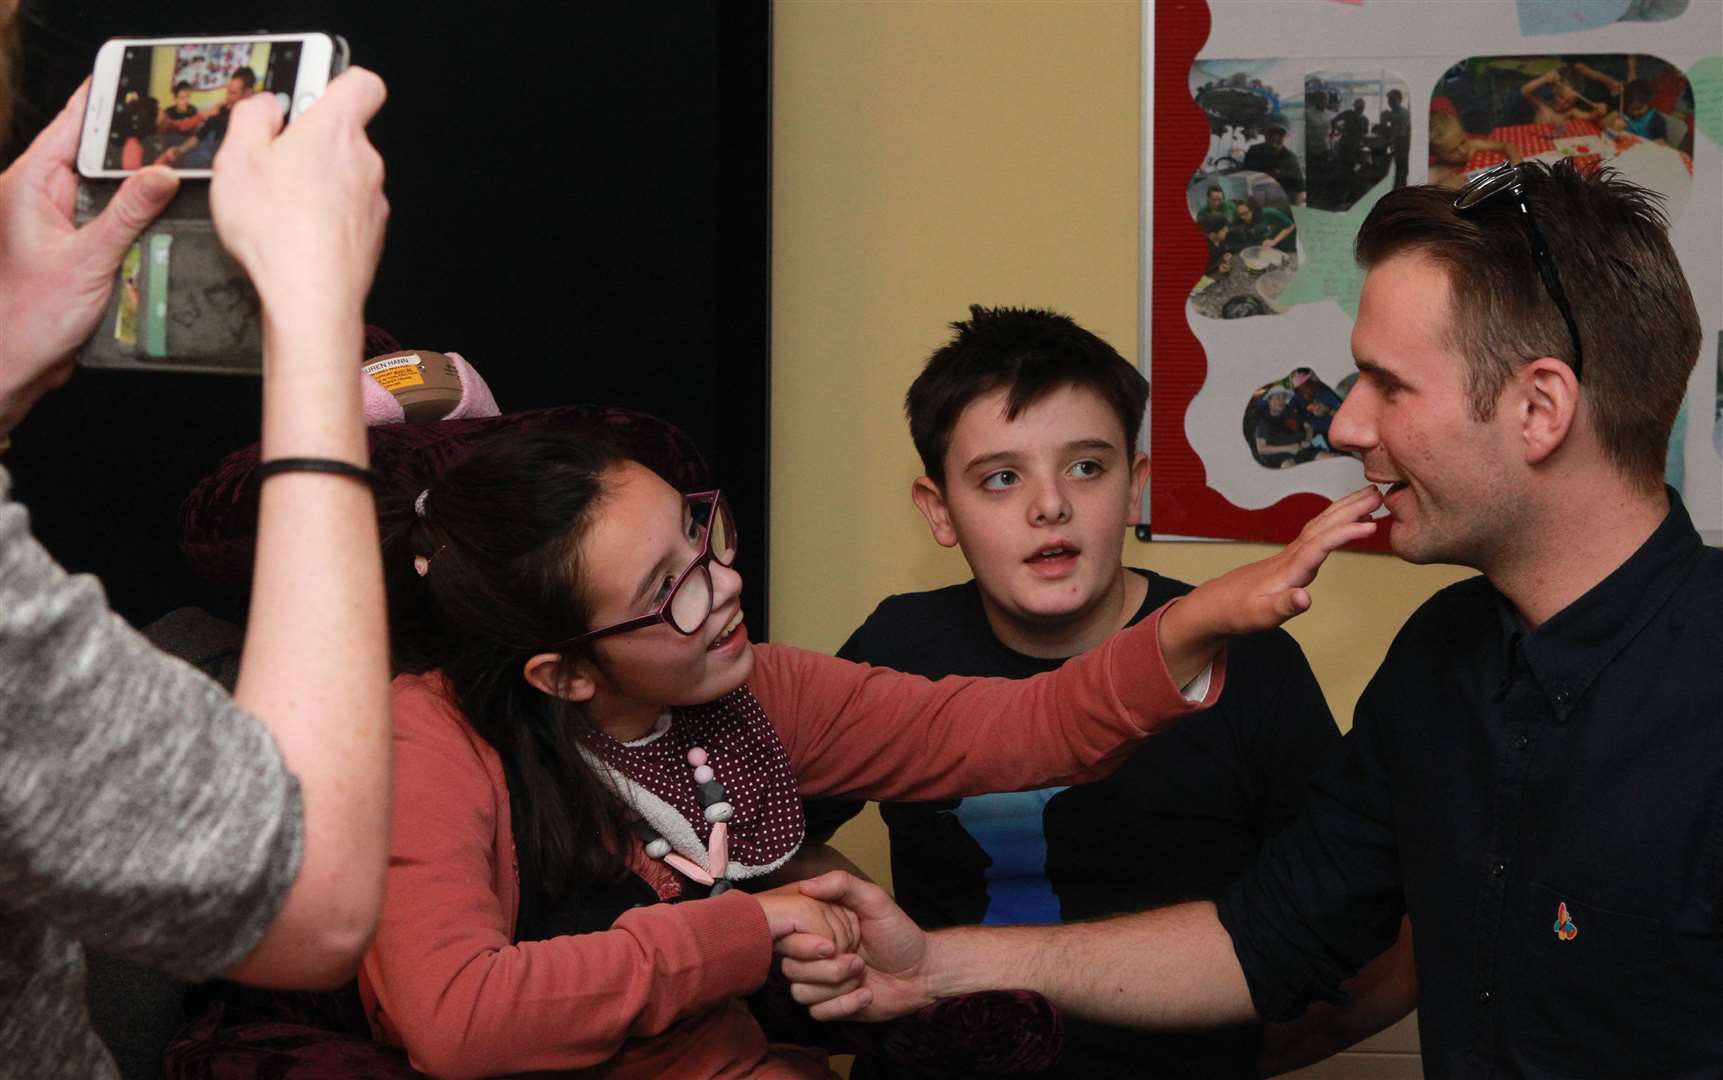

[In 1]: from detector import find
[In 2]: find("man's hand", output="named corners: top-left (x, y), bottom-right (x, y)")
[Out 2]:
top-left (779, 870), bottom-right (938, 1022)
top-left (209, 68), bottom-right (389, 333)
top-left (756, 880), bottom-right (861, 964)
top-left (0, 81), bottom-right (180, 433)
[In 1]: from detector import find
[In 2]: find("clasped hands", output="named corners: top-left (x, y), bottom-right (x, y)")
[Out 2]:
top-left (759, 871), bottom-right (936, 1023)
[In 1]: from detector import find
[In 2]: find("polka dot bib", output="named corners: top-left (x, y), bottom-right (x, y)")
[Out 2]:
top-left (577, 686), bottom-right (805, 880)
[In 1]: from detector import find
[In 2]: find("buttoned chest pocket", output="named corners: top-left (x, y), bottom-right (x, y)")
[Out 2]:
top-left (1520, 883), bottom-right (1723, 1074)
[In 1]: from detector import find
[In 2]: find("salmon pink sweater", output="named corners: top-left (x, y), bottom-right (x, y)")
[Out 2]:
top-left (359, 606), bottom-right (1223, 1079)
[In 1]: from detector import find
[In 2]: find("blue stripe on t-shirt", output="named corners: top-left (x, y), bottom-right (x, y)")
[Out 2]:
top-left (953, 786), bottom-right (1069, 924)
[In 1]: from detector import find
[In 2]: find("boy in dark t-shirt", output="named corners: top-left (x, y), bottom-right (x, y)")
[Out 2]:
top-left (806, 306), bottom-right (1355, 1078)
top-left (159, 81), bottom-right (202, 130)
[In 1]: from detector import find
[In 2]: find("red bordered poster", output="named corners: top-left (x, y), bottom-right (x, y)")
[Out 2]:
top-left (1144, 0), bottom-right (1721, 546)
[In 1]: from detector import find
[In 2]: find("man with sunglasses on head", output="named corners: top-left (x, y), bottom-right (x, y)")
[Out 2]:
top-left (784, 161), bottom-right (1720, 1077)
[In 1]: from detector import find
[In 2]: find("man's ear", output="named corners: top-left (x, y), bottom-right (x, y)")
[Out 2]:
top-left (910, 476), bottom-right (960, 548)
top-left (522, 652), bottom-right (598, 702)
top-left (1126, 451), bottom-right (1150, 526)
top-left (1515, 357), bottom-right (1581, 466)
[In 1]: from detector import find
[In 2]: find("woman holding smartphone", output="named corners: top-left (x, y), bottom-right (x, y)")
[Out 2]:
top-left (0, 70), bottom-right (393, 1078)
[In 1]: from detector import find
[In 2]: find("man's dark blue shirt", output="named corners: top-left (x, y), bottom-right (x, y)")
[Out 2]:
top-left (1218, 491), bottom-right (1723, 1077)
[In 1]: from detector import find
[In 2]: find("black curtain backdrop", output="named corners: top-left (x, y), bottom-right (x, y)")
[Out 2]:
top-left (5, 1), bottom-right (772, 635)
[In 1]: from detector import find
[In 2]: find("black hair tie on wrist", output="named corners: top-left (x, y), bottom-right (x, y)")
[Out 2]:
top-left (255, 457), bottom-right (378, 489)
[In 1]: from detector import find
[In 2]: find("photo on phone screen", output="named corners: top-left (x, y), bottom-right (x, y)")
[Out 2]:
top-left (102, 40), bottom-right (303, 172)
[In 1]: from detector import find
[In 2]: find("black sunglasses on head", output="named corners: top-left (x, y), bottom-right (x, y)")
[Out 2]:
top-left (1453, 162), bottom-right (1585, 382)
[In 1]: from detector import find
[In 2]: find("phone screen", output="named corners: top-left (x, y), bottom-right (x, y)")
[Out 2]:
top-left (102, 40), bottom-right (303, 172)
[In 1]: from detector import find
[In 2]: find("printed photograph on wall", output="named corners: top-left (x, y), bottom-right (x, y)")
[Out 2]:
top-left (1186, 171), bottom-right (1298, 320)
top-left (1428, 54), bottom-right (1695, 208)
top-left (1191, 59), bottom-right (1307, 204)
top-left (1241, 367), bottom-right (1359, 470)
top-left (1304, 69), bottom-right (1411, 211)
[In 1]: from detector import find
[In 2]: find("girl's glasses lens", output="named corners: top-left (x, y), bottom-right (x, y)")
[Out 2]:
top-left (669, 568), bottom-right (711, 634)
top-left (711, 507), bottom-right (736, 565)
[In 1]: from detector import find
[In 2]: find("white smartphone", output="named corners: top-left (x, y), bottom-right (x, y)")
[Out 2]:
top-left (77, 32), bottom-right (347, 179)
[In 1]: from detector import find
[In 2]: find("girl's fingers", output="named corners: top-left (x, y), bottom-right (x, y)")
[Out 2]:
top-left (1279, 517), bottom-right (1376, 589)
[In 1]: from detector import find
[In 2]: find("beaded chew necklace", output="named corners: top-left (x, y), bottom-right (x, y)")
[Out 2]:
top-left (577, 686), bottom-right (805, 892)
top-left (627, 744), bottom-right (736, 892)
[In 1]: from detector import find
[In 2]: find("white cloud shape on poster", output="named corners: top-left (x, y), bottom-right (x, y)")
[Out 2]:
top-left (1182, 302), bottom-right (1369, 512)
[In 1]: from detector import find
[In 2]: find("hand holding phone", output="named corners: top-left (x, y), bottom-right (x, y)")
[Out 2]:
top-left (0, 82), bottom-right (180, 435)
top-left (210, 68), bottom-right (390, 332)
top-left (70, 33), bottom-right (351, 374)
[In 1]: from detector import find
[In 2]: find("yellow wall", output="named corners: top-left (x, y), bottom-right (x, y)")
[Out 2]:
top-left (770, 0), bottom-right (1470, 891)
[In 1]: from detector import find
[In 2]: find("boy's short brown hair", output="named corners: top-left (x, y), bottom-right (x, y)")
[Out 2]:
top-left (906, 305), bottom-right (1148, 485)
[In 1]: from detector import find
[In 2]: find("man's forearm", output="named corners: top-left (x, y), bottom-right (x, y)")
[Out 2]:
top-left (929, 901), bottom-right (1259, 1029)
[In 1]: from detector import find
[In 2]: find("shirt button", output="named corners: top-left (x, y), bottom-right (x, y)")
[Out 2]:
top-left (1513, 734), bottom-right (1530, 750)
top-left (1552, 688), bottom-right (1571, 706)
top-left (1478, 989), bottom-right (1492, 1005)
top-left (1490, 861), bottom-right (1506, 877)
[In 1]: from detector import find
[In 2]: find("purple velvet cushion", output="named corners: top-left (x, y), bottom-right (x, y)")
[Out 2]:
top-left (163, 974), bottom-right (1062, 1079)
top-left (877, 991), bottom-right (1064, 1074)
top-left (161, 983), bottom-right (420, 1079)
top-left (749, 967), bottom-right (1064, 1074)
top-left (178, 406), bottom-right (710, 601)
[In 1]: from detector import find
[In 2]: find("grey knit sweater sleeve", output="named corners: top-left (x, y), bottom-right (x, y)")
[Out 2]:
top-left (0, 465), bottom-right (304, 981)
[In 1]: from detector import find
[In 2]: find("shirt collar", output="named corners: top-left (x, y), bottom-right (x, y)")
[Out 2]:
top-left (1494, 487), bottom-right (1704, 719)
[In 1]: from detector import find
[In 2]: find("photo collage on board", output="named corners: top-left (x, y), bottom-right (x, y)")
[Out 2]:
top-left (1187, 59), bottom-right (1407, 475)
top-left (1187, 59), bottom-right (1419, 325)
top-left (1187, 51), bottom-right (1699, 476)
top-left (1187, 60), bottom-right (1305, 321)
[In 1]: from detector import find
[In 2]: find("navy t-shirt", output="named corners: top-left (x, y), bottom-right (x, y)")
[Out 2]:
top-left (808, 568), bottom-right (1341, 1078)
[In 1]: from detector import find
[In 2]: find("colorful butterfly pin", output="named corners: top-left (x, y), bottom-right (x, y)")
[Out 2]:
top-left (1553, 901), bottom-right (1578, 941)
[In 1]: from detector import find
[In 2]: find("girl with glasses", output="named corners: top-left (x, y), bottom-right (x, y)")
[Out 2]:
top-left (367, 425), bottom-right (1378, 1079)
